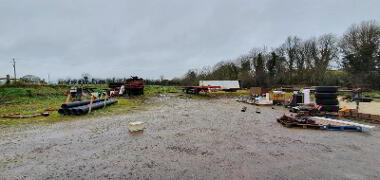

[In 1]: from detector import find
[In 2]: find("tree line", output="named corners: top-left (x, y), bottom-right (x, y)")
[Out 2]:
top-left (57, 74), bottom-right (182, 86)
top-left (178, 20), bottom-right (380, 89)
top-left (56, 20), bottom-right (380, 89)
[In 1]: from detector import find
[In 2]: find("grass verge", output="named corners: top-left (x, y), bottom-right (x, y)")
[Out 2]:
top-left (0, 85), bottom-right (179, 128)
top-left (0, 97), bottom-right (145, 128)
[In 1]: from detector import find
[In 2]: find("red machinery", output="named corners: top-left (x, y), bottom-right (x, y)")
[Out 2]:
top-left (125, 77), bottom-right (144, 95)
top-left (109, 76), bottom-right (144, 96)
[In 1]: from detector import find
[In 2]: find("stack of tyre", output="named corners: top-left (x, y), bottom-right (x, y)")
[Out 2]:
top-left (315, 86), bottom-right (339, 112)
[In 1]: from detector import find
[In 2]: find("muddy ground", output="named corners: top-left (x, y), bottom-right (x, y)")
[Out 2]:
top-left (1, 96), bottom-right (380, 180)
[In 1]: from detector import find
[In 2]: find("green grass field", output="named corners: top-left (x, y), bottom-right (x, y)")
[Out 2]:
top-left (0, 85), bottom-right (183, 127)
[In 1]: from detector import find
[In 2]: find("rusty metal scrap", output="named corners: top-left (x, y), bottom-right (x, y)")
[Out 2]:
top-left (1, 112), bottom-right (49, 119)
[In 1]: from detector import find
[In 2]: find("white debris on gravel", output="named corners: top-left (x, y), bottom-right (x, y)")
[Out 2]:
top-left (311, 116), bottom-right (375, 129)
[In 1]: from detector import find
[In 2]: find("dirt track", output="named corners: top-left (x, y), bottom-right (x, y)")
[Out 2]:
top-left (1, 96), bottom-right (380, 180)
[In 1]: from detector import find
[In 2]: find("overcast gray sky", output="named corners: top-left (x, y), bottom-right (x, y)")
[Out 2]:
top-left (0, 0), bottom-right (379, 82)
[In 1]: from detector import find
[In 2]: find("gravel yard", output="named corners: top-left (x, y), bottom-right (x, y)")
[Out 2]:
top-left (1, 96), bottom-right (380, 180)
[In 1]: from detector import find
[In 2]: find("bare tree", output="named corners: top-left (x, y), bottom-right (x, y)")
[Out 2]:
top-left (308, 34), bottom-right (339, 84)
top-left (318, 34), bottom-right (338, 69)
top-left (282, 36), bottom-right (301, 72)
top-left (297, 38), bottom-right (316, 70)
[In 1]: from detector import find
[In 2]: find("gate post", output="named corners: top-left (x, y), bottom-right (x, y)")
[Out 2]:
top-left (6, 75), bottom-right (10, 84)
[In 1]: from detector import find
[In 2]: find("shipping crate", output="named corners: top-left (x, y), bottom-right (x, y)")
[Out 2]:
top-left (250, 87), bottom-right (269, 96)
top-left (270, 92), bottom-right (293, 103)
top-left (272, 93), bottom-right (284, 101)
top-left (251, 87), bottom-right (261, 96)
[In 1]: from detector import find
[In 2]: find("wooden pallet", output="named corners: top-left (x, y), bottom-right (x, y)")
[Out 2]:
top-left (277, 118), bottom-right (320, 129)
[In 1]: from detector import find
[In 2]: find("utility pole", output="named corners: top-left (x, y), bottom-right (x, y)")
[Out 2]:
top-left (12, 58), bottom-right (16, 80)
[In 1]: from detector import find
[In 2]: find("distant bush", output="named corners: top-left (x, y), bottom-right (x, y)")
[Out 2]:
top-left (0, 81), bottom-right (69, 89)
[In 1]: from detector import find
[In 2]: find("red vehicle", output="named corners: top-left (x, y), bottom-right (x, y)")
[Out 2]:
top-left (109, 76), bottom-right (144, 96)
top-left (125, 76), bottom-right (144, 96)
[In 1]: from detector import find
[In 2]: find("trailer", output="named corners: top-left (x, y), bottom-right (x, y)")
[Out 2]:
top-left (199, 80), bottom-right (240, 92)
top-left (182, 86), bottom-right (221, 94)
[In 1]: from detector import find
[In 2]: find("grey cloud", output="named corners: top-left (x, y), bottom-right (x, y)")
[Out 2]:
top-left (0, 0), bottom-right (379, 81)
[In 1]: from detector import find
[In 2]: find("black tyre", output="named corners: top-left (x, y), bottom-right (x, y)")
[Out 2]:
top-left (315, 93), bottom-right (338, 99)
top-left (315, 86), bottom-right (338, 93)
top-left (319, 105), bottom-right (340, 112)
top-left (316, 98), bottom-right (339, 105)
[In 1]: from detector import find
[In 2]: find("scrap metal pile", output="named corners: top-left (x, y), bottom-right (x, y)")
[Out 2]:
top-left (0, 112), bottom-right (50, 119)
top-left (236, 86), bottom-right (377, 133)
top-left (277, 114), bottom-right (374, 132)
top-left (58, 99), bottom-right (117, 115)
